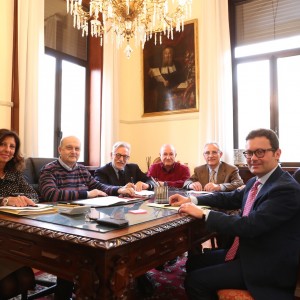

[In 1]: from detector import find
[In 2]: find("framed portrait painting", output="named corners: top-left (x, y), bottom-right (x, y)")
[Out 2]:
top-left (143, 19), bottom-right (198, 116)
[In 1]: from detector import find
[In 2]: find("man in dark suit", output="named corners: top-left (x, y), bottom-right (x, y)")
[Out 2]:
top-left (170, 128), bottom-right (300, 299)
top-left (94, 141), bottom-right (154, 191)
top-left (184, 142), bottom-right (244, 192)
top-left (95, 141), bottom-right (155, 296)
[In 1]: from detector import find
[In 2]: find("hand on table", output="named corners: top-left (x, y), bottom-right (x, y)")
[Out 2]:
top-left (178, 202), bottom-right (205, 219)
top-left (204, 183), bottom-right (221, 192)
top-left (169, 194), bottom-right (191, 206)
top-left (5, 195), bottom-right (36, 207)
top-left (118, 187), bottom-right (136, 197)
top-left (189, 182), bottom-right (203, 191)
top-left (88, 189), bottom-right (107, 198)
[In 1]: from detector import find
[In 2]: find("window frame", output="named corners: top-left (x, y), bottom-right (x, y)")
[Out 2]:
top-left (229, 0), bottom-right (300, 165)
top-left (44, 46), bottom-right (90, 163)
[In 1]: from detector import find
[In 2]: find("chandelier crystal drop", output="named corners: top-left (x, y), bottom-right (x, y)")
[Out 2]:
top-left (66, 0), bottom-right (192, 58)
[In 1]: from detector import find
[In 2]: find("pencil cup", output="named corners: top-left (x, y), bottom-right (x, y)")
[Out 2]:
top-left (154, 186), bottom-right (169, 204)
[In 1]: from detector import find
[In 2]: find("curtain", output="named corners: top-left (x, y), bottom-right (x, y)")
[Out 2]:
top-left (101, 33), bottom-right (120, 164)
top-left (198, 0), bottom-right (234, 164)
top-left (18, 0), bottom-right (44, 157)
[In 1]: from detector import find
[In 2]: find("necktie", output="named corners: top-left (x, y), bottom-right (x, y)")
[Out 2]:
top-left (225, 180), bottom-right (261, 261)
top-left (209, 170), bottom-right (216, 183)
top-left (118, 170), bottom-right (126, 186)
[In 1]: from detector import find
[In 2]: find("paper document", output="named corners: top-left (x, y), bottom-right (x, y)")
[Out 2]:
top-left (0, 204), bottom-right (57, 215)
top-left (147, 203), bottom-right (210, 211)
top-left (72, 196), bottom-right (143, 207)
top-left (147, 203), bottom-right (180, 210)
top-left (134, 190), bottom-right (154, 197)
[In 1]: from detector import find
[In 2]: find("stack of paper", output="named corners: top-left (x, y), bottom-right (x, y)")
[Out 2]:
top-left (0, 204), bottom-right (57, 215)
top-left (72, 196), bottom-right (144, 207)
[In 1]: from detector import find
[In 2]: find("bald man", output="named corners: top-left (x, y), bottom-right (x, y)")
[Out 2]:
top-left (39, 136), bottom-right (137, 299)
top-left (39, 136), bottom-right (135, 202)
top-left (147, 144), bottom-right (190, 188)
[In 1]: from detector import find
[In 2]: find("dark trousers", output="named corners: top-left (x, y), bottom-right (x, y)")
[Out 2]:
top-left (54, 278), bottom-right (74, 300)
top-left (185, 249), bottom-right (246, 300)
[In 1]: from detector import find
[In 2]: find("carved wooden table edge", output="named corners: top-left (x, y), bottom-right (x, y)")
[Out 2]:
top-left (0, 215), bottom-right (194, 250)
top-left (0, 214), bottom-right (207, 299)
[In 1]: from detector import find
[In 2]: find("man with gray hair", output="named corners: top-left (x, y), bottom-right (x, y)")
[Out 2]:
top-left (95, 141), bottom-right (156, 296)
top-left (40, 136), bottom-right (135, 202)
top-left (39, 136), bottom-right (136, 299)
top-left (94, 141), bottom-right (154, 191)
top-left (184, 142), bottom-right (244, 192)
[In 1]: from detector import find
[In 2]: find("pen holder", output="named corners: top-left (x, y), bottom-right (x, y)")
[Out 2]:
top-left (154, 186), bottom-right (169, 204)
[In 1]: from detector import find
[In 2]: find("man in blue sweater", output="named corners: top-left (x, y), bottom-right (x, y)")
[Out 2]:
top-left (39, 136), bottom-right (135, 299)
top-left (39, 136), bottom-right (135, 203)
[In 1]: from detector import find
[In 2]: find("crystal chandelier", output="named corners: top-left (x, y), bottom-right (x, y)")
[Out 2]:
top-left (66, 0), bottom-right (192, 58)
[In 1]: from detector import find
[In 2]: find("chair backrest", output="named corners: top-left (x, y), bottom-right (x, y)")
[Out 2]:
top-left (23, 157), bottom-right (56, 198)
top-left (153, 157), bottom-right (162, 164)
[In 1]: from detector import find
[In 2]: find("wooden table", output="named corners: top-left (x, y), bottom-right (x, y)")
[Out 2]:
top-left (0, 199), bottom-right (210, 299)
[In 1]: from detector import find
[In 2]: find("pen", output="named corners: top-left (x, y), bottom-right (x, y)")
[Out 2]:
top-left (164, 204), bottom-right (172, 207)
top-left (150, 176), bottom-right (160, 187)
top-left (57, 202), bottom-right (85, 206)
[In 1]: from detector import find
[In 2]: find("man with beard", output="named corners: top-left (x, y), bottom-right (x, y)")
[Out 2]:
top-left (148, 46), bottom-right (185, 111)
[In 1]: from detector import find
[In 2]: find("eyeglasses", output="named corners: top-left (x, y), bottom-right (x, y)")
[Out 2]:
top-left (243, 148), bottom-right (275, 159)
top-left (114, 153), bottom-right (130, 161)
top-left (203, 151), bottom-right (220, 156)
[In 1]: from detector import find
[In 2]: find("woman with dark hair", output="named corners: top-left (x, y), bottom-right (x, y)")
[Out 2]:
top-left (0, 128), bottom-right (38, 298)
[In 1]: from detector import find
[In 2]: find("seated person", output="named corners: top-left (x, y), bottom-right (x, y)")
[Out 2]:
top-left (184, 142), bottom-right (244, 249)
top-left (95, 141), bottom-right (156, 296)
top-left (148, 144), bottom-right (190, 270)
top-left (94, 141), bottom-right (154, 191)
top-left (147, 144), bottom-right (190, 188)
top-left (293, 167), bottom-right (300, 184)
top-left (169, 129), bottom-right (300, 300)
top-left (39, 136), bottom-right (136, 299)
top-left (0, 129), bottom-right (37, 298)
top-left (39, 136), bottom-right (135, 203)
top-left (184, 142), bottom-right (244, 192)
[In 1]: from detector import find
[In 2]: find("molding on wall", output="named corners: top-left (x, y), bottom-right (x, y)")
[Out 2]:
top-left (120, 113), bottom-right (199, 124)
top-left (0, 101), bottom-right (14, 107)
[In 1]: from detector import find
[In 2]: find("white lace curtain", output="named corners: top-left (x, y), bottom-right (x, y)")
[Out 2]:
top-left (18, 0), bottom-right (44, 157)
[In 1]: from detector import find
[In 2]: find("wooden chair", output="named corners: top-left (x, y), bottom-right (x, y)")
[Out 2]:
top-left (22, 159), bottom-right (58, 299)
top-left (152, 156), bottom-right (162, 164)
top-left (22, 278), bottom-right (56, 299)
top-left (217, 289), bottom-right (253, 300)
top-left (217, 255), bottom-right (300, 300)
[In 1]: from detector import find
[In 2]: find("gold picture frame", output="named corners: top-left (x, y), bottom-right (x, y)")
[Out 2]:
top-left (142, 19), bottom-right (199, 117)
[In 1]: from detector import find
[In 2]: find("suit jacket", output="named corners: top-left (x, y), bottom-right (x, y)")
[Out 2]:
top-left (293, 168), bottom-right (300, 184)
top-left (94, 162), bottom-right (153, 188)
top-left (197, 166), bottom-right (300, 299)
top-left (184, 161), bottom-right (244, 191)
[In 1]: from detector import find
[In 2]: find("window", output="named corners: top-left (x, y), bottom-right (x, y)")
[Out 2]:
top-left (39, 51), bottom-right (87, 161)
top-left (230, 0), bottom-right (300, 163)
top-left (40, 0), bottom-right (88, 161)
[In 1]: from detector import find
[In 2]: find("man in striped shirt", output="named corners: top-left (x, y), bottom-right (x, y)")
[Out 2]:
top-left (39, 135), bottom-right (136, 299)
top-left (39, 136), bottom-right (135, 202)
